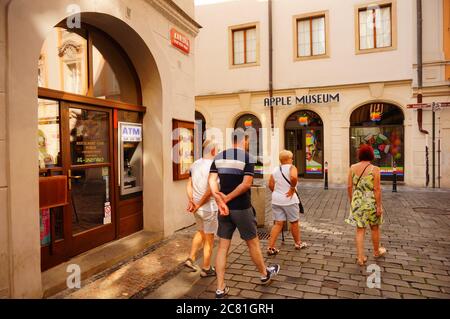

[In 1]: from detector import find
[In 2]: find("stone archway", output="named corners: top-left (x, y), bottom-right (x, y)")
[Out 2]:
top-left (5, 2), bottom-right (166, 297)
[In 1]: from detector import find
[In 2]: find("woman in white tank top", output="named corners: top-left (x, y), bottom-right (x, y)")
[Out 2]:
top-left (267, 150), bottom-right (308, 256)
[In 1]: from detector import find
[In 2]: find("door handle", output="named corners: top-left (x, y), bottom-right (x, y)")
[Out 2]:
top-left (68, 170), bottom-right (82, 190)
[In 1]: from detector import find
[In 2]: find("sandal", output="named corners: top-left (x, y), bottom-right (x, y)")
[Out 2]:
top-left (356, 256), bottom-right (368, 266)
top-left (267, 247), bottom-right (279, 256)
top-left (294, 242), bottom-right (308, 250)
top-left (374, 247), bottom-right (387, 258)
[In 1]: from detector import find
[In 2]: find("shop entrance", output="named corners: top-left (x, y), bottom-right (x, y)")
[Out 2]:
top-left (284, 110), bottom-right (324, 179)
top-left (38, 23), bottom-right (145, 270)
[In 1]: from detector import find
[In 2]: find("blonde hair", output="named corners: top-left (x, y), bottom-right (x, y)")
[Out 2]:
top-left (279, 150), bottom-right (293, 163)
top-left (203, 139), bottom-right (217, 156)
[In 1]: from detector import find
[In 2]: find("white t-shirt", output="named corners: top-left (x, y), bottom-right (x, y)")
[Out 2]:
top-left (190, 158), bottom-right (218, 212)
top-left (271, 164), bottom-right (300, 206)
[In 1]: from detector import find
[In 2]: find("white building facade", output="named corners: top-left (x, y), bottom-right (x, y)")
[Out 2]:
top-left (195, 0), bottom-right (450, 187)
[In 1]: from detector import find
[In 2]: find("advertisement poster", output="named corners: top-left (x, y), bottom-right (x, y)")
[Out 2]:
top-left (69, 108), bottom-right (109, 165)
top-left (40, 209), bottom-right (51, 246)
top-left (305, 129), bottom-right (323, 174)
top-left (178, 127), bottom-right (194, 175)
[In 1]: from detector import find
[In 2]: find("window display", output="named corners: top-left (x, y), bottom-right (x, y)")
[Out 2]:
top-left (350, 103), bottom-right (404, 180)
top-left (119, 122), bottom-right (143, 195)
top-left (173, 119), bottom-right (195, 181)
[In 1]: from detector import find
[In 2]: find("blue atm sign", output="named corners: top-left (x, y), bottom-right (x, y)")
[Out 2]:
top-left (121, 124), bottom-right (142, 142)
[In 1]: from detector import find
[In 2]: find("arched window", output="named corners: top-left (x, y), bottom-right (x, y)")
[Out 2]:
top-left (39, 24), bottom-right (141, 104)
top-left (234, 114), bottom-right (263, 177)
top-left (350, 103), bottom-right (405, 180)
top-left (284, 110), bottom-right (324, 178)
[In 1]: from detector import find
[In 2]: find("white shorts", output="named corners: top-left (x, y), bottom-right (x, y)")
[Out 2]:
top-left (272, 204), bottom-right (300, 223)
top-left (194, 209), bottom-right (218, 234)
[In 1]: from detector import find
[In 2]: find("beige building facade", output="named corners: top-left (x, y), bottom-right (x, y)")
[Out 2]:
top-left (195, 0), bottom-right (450, 187)
top-left (0, 0), bottom-right (200, 298)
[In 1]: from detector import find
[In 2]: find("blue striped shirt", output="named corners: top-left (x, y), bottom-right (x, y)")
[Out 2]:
top-left (210, 148), bottom-right (255, 210)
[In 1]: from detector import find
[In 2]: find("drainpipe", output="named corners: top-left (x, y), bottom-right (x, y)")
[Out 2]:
top-left (416, 0), bottom-right (430, 186)
top-left (268, 0), bottom-right (274, 133)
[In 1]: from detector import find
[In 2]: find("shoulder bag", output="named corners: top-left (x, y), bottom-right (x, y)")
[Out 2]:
top-left (279, 166), bottom-right (304, 214)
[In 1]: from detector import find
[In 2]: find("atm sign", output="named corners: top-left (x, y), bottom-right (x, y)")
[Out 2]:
top-left (171, 28), bottom-right (190, 54)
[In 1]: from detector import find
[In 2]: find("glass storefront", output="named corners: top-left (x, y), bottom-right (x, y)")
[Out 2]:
top-left (285, 110), bottom-right (324, 178)
top-left (350, 103), bottom-right (404, 180)
top-left (38, 23), bottom-right (143, 270)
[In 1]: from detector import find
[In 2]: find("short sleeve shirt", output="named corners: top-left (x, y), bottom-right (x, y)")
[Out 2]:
top-left (189, 158), bottom-right (218, 212)
top-left (210, 148), bottom-right (255, 210)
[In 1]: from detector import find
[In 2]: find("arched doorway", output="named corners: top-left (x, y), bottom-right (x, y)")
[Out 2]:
top-left (195, 111), bottom-right (206, 159)
top-left (234, 114), bottom-right (263, 177)
top-left (350, 102), bottom-right (405, 181)
top-left (38, 22), bottom-right (145, 270)
top-left (284, 110), bottom-right (324, 178)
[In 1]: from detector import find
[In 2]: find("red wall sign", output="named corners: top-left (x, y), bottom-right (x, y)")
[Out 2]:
top-left (170, 28), bottom-right (190, 54)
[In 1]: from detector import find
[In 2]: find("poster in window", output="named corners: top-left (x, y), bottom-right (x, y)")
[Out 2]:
top-left (173, 119), bottom-right (195, 180)
top-left (305, 129), bottom-right (323, 174)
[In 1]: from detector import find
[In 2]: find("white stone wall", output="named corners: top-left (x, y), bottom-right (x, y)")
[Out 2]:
top-left (194, 0), bottom-right (450, 189)
top-left (195, 0), bottom-right (414, 95)
top-left (196, 82), bottom-right (420, 185)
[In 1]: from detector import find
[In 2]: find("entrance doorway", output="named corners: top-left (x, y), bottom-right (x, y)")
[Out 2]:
top-left (38, 23), bottom-right (145, 270)
top-left (284, 110), bottom-right (324, 179)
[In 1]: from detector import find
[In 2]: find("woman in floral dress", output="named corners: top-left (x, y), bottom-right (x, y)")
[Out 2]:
top-left (346, 144), bottom-right (387, 266)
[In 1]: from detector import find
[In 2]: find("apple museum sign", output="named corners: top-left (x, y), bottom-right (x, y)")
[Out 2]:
top-left (264, 93), bottom-right (340, 107)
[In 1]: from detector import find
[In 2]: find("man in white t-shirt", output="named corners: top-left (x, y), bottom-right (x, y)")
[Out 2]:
top-left (185, 140), bottom-right (218, 277)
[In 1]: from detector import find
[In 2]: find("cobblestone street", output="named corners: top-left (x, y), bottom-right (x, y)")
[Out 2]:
top-left (52, 184), bottom-right (450, 299)
top-left (146, 183), bottom-right (450, 299)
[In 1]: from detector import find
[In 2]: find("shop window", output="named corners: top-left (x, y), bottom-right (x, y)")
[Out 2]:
top-left (229, 23), bottom-right (260, 68)
top-left (91, 30), bottom-right (140, 104)
top-left (294, 12), bottom-right (329, 60)
top-left (195, 111), bottom-right (207, 160)
top-left (350, 103), bottom-right (404, 180)
top-left (39, 24), bottom-right (140, 105)
top-left (285, 111), bottom-right (324, 178)
top-left (356, 1), bottom-right (397, 54)
top-left (38, 99), bottom-right (61, 169)
top-left (234, 114), bottom-right (263, 177)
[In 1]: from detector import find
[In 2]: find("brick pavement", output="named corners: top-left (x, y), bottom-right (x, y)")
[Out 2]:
top-left (51, 183), bottom-right (450, 299)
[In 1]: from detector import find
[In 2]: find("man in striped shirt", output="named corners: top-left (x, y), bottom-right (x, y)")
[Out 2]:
top-left (209, 128), bottom-right (280, 299)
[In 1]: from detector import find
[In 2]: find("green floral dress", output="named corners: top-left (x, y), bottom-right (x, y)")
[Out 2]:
top-left (345, 167), bottom-right (383, 228)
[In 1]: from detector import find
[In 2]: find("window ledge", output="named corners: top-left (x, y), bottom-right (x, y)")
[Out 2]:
top-left (355, 46), bottom-right (397, 55)
top-left (229, 62), bottom-right (260, 70)
top-left (294, 54), bottom-right (330, 62)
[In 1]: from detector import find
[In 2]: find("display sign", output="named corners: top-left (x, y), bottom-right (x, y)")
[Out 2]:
top-left (171, 28), bottom-right (190, 54)
top-left (264, 93), bottom-right (340, 107)
top-left (121, 124), bottom-right (142, 142)
top-left (172, 119), bottom-right (195, 181)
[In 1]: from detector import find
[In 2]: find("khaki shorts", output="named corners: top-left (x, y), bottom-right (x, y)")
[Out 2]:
top-left (194, 209), bottom-right (218, 234)
top-left (272, 204), bottom-right (300, 223)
